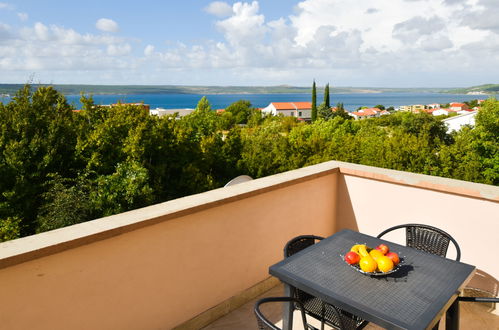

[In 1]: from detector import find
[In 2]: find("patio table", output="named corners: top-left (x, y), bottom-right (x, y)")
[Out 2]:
top-left (269, 229), bottom-right (475, 330)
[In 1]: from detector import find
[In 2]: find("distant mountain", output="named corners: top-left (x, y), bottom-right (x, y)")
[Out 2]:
top-left (445, 84), bottom-right (499, 95)
top-left (0, 83), bottom-right (490, 96)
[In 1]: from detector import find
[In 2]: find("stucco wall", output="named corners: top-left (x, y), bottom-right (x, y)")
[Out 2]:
top-left (0, 161), bottom-right (497, 329)
top-left (336, 171), bottom-right (499, 281)
top-left (0, 168), bottom-right (338, 330)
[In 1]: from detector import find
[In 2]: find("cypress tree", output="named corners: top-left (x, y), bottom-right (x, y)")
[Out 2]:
top-left (324, 83), bottom-right (330, 109)
top-left (311, 80), bottom-right (317, 121)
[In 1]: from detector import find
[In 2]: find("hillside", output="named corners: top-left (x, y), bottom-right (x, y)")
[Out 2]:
top-left (0, 84), bottom-right (452, 96)
top-left (446, 84), bottom-right (499, 94)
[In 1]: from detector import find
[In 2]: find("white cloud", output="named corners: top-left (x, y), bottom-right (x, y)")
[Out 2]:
top-left (392, 16), bottom-right (446, 44)
top-left (205, 1), bottom-right (233, 17)
top-left (107, 43), bottom-right (131, 56)
top-left (17, 12), bottom-right (28, 21)
top-left (2, 0), bottom-right (499, 86)
top-left (0, 2), bottom-right (13, 10)
top-left (144, 44), bottom-right (155, 56)
top-left (0, 23), bottom-right (12, 40)
top-left (34, 22), bottom-right (50, 41)
top-left (96, 18), bottom-right (119, 33)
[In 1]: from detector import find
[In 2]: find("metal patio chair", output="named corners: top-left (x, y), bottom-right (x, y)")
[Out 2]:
top-left (376, 223), bottom-right (461, 261)
top-left (254, 296), bottom-right (336, 330)
top-left (283, 235), bottom-right (368, 330)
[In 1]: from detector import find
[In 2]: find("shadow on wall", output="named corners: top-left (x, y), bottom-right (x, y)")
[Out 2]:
top-left (464, 269), bottom-right (499, 313)
top-left (335, 174), bottom-right (359, 232)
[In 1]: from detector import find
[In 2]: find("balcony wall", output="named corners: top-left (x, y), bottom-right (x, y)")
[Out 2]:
top-left (0, 163), bottom-right (339, 330)
top-left (335, 162), bottom-right (499, 278)
top-left (0, 161), bottom-right (497, 329)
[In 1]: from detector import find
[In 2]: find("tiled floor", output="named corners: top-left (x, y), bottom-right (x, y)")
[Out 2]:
top-left (203, 284), bottom-right (499, 330)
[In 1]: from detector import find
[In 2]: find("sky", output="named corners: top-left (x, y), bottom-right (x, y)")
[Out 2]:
top-left (0, 0), bottom-right (498, 87)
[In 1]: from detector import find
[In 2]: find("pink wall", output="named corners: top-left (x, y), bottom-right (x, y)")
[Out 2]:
top-left (0, 161), bottom-right (497, 329)
top-left (336, 173), bottom-right (499, 281)
top-left (0, 170), bottom-right (338, 330)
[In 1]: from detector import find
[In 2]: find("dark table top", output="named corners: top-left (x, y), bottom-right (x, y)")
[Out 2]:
top-left (269, 229), bottom-right (475, 329)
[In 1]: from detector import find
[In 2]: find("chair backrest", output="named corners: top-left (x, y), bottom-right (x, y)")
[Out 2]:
top-left (377, 224), bottom-right (461, 261)
top-left (284, 235), bottom-right (324, 258)
top-left (254, 297), bottom-right (308, 330)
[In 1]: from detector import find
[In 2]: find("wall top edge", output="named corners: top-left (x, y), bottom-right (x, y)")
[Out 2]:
top-left (332, 161), bottom-right (499, 202)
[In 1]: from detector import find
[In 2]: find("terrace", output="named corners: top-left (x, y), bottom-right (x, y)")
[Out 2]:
top-left (0, 161), bottom-right (498, 329)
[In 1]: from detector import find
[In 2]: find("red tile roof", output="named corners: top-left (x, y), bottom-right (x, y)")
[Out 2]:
top-left (352, 108), bottom-right (380, 116)
top-left (272, 102), bottom-right (312, 110)
top-left (291, 102), bottom-right (312, 109)
top-left (272, 102), bottom-right (295, 110)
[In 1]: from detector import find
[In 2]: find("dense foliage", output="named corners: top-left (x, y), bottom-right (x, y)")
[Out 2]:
top-left (0, 85), bottom-right (497, 241)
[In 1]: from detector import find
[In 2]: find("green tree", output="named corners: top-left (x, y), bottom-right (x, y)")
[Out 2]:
top-left (89, 161), bottom-right (154, 217)
top-left (195, 96), bottom-right (212, 113)
top-left (317, 102), bottom-right (332, 120)
top-left (180, 97), bottom-right (219, 142)
top-left (238, 120), bottom-right (292, 178)
top-left (0, 217), bottom-right (21, 242)
top-left (225, 100), bottom-right (253, 125)
top-left (324, 83), bottom-right (330, 108)
top-left (472, 98), bottom-right (499, 184)
top-left (0, 85), bottom-right (78, 235)
top-left (331, 102), bottom-right (352, 120)
top-left (311, 80), bottom-right (318, 121)
top-left (36, 174), bottom-right (95, 233)
top-left (374, 104), bottom-right (385, 110)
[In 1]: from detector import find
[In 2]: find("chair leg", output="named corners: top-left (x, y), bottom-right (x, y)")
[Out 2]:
top-left (445, 299), bottom-right (459, 330)
top-left (283, 284), bottom-right (295, 330)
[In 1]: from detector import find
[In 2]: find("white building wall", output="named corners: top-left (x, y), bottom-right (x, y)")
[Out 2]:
top-left (277, 109), bottom-right (296, 117)
top-left (432, 109), bottom-right (449, 116)
top-left (442, 111), bottom-right (477, 132)
top-left (297, 109), bottom-right (312, 119)
top-left (261, 104), bottom-right (277, 116)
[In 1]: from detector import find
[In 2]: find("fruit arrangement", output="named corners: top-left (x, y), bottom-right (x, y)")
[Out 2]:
top-left (344, 243), bottom-right (401, 274)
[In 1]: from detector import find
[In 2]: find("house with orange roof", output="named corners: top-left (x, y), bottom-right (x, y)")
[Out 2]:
top-left (261, 102), bottom-right (312, 120)
top-left (350, 107), bottom-right (382, 120)
top-left (449, 102), bottom-right (469, 111)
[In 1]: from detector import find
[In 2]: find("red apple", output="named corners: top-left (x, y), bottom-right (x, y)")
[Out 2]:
top-left (386, 252), bottom-right (400, 266)
top-left (344, 251), bottom-right (360, 265)
top-left (376, 244), bottom-right (389, 255)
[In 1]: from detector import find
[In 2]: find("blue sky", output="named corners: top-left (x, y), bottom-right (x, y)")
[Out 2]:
top-left (1, 0), bottom-right (498, 87)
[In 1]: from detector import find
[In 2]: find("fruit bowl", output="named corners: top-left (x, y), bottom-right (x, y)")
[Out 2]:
top-left (341, 254), bottom-right (404, 276)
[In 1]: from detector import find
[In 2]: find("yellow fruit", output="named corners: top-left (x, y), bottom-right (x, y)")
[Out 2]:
top-left (377, 256), bottom-right (394, 273)
top-left (369, 249), bottom-right (384, 261)
top-left (350, 244), bottom-right (363, 253)
top-left (359, 256), bottom-right (377, 273)
top-left (358, 245), bottom-right (370, 258)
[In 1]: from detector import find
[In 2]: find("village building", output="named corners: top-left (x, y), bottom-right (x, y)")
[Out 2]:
top-left (350, 107), bottom-right (383, 120)
top-left (261, 102), bottom-right (312, 120)
top-left (449, 102), bottom-right (470, 112)
top-left (427, 103), bottom-right (441, 109)
top-left (442, 110), bottom-right (477, 132)
top-left (149, 108), bottom-right (194, 118)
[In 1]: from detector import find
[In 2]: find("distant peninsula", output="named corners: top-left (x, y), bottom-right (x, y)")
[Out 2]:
top-left (0, 83), bottom-right (497, 96)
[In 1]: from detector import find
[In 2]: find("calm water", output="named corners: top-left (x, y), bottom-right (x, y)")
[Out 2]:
top-left (2, 92), bottom-right (490, 111)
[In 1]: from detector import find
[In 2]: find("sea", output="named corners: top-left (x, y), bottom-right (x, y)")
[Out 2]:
top-left (1, 92), bottom-right (491, 111)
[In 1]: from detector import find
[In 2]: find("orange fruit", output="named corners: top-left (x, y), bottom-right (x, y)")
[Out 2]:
top-left (377, 256), bottom-right (394, 273)
top-left (369, 249), bottom-right (384, 261)
top-left (359, 256), bottom-right (377, 273)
